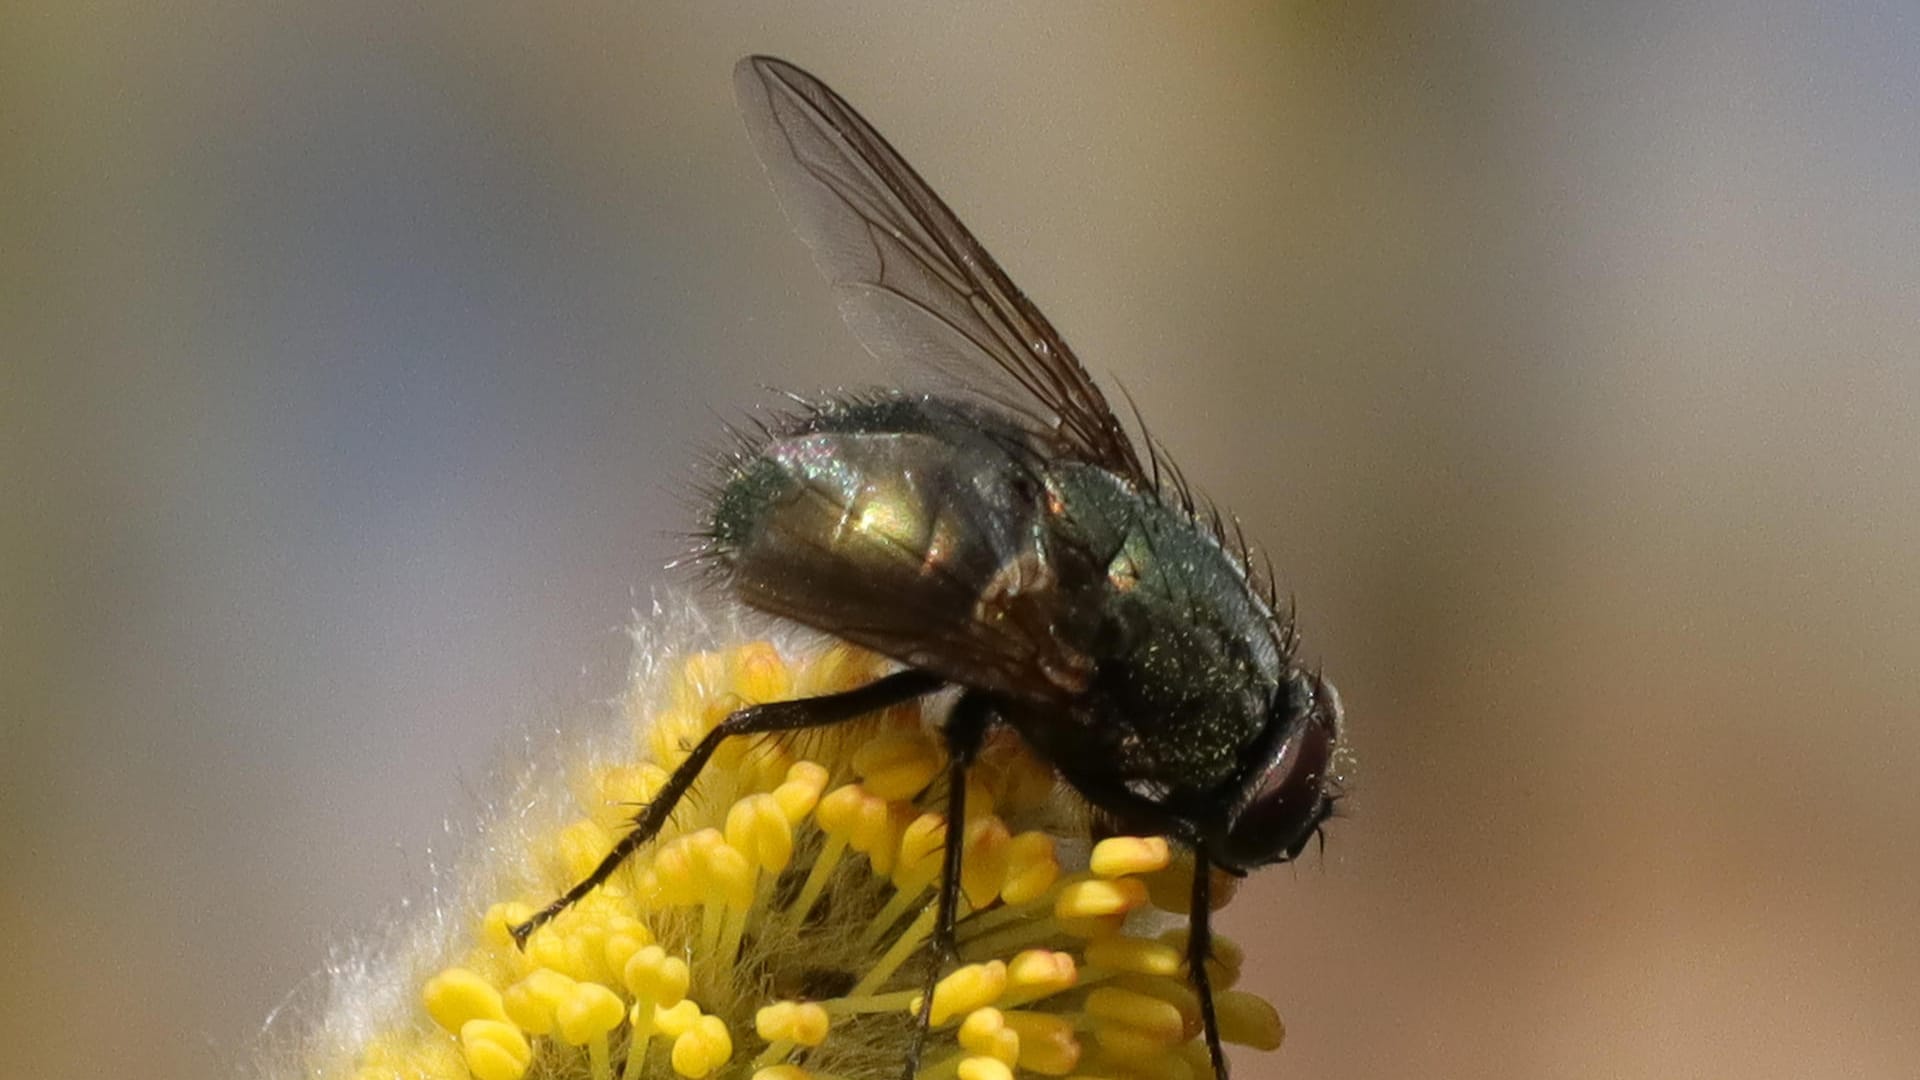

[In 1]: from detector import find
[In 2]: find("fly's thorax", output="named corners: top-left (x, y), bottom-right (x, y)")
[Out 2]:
top-left (1036, 464), bottom-right (1291, 800)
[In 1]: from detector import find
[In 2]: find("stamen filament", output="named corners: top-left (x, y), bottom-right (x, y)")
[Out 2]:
top-left (787, 834), bottom-right (847, 921)
top-left (857, 882), bottom-right (930, 951)
top-left (817, 988), bottom-right (920, 1015)
top-left (848, 905), bottom-right (938, 997)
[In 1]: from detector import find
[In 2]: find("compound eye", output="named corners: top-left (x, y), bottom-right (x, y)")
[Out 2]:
top-left (1222, 677), bottom-right (1341, 868)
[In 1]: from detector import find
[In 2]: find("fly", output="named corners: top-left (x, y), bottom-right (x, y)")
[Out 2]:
top-left (512, 56), bottom-right (1346, 1080)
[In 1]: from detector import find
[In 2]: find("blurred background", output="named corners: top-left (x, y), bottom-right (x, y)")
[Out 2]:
top-left (6, 3), bottom-right (1917, 1078)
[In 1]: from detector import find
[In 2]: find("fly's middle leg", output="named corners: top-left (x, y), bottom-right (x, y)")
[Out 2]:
top-left (900, 692), bottom-right (994, 1080)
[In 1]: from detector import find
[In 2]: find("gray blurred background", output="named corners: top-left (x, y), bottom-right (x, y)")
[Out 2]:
top-left (6, 4), bottom-right (1917, 1078)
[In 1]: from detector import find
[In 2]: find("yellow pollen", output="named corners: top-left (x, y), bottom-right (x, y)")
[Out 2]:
top-left (812, 782), bottom-right (866, 836)
top-left (957, 1007), bottom-right (1021, 1065)
top-left (600, 916), bottom-right (654, 978)
top-left (1089, 835), bottom-right (1172, 877)
top-left (647, 706), bottom-right (707, 771)
top-left (1114, 974), bottom-right (1202, 1039)
top-left (421, 967), bottom-right (508, 1034)
top-left (1002, 1010), bottom-right (1083, 1075)
top-left (922, 960), bottom-right (1009, 1025)
top-left (1091, 1021), bottom-right (1179, 1059)
top-left (959, 815), bottom-right (1012, 908)
top-left (557, 819), bottom-right (617, 883)
top-left (649, 835), bottom-right (701, 907)
top-left (894, 812), bottom-right (949, 889)
top-left (770, 761), bottom-right (829, 822)
top-left (593, 763), bottom-right (670, 832)
top-left (1004, 949), bottom-right (1078, 999)
top-left (500, 969), bottom-right (574, 1036)
top-left (652, 999), bottom-right (702, 1039)
top-left (1085, 936), bottom-right (1184, 977)
top-left (956, 1056), bottom-right (1016, 1080)
top-left (726, 793), bottom-right (795, 872)
top-left (1217, 989), bottom-right (1286, 1050)
top-left (622, 944), bottom-right (690, 1006)
top-left (999, 831), bottom-right (1061, 904)
top-left (1053, 877), bottom-right (1149, 920)
top-left (690, 830), bottom-right (756, 909)
top-left (1157, 927), bottom-right (1245, 987)
top-left (480, 901), bottom-right (536, 953)
top-left (1086, 986), bottom-right (1187, 1044)
top-left (458, 1019), bottom-right (532, 1080)
top-left (554, 982), bottom-right (625, 1045)
top-left (755, 1000), bottom-right (831, 1047)
top-left (851, 728), bottom-right (944, 799)
top-left (669, 1012), bottom-right (734, 1078)
top-left (727, 640), bottom-right (793, 704)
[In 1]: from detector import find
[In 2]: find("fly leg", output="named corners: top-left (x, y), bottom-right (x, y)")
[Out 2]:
top-left (1189, 843), bottom-right (1229, 1080)
top-left (900, 692), bottom-right (993, 1080)
top-left (510, 668), bottom-right (946, 948)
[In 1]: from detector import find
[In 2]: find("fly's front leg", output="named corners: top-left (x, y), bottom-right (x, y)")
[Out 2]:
top-left (509, 668), bottom-right (945, 948)
top-left (1189, 843), bottom-right (1229, 1080)
top-left (901, 692), bottom-right (994, 1080)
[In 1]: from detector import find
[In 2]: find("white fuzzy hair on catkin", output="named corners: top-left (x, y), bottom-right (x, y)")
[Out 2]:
top-left (251, 591), bottom-right (826, 1080)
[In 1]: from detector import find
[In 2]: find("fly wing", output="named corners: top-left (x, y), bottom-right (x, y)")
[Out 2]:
top-left (733, 55), bottom-right (1153, 489)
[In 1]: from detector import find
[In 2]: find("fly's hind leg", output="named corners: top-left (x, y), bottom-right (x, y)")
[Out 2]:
top-left (509, 668), bottom-right (946, 948)
top-left (900, 692), bottom-right (994, 1080)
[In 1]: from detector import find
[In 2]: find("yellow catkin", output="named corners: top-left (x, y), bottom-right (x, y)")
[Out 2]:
top-left (353, 640), bottom-right (1292, 1080)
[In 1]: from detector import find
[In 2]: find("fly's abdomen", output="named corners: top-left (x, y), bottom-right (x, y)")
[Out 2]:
top-left (709, 424), bottom-right (1082, 696)
top-left (712, 430), bottom-right (991, 604)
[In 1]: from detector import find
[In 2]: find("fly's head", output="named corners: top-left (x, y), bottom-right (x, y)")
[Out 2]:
top-left (1214, 668), bottom-right (1344, 873)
